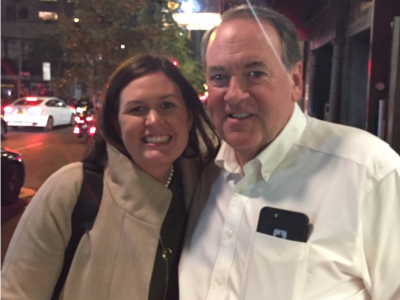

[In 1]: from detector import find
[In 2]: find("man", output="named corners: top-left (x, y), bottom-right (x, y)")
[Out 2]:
top-left (179, 4), bottom-right (400, 300)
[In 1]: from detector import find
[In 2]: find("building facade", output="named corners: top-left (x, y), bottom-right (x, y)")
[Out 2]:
top-left (1, 0), bottom-right (74, 102)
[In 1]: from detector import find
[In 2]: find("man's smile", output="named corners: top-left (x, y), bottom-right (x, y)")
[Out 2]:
top-left (229, 113), bottom-right (252, 119)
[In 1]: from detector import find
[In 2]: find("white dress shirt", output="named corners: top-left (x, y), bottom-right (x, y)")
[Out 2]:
top-left (179, 104), bottom-right (400, 300)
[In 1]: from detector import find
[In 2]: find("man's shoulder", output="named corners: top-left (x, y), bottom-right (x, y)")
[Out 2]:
top-left (298, 116), bottom-right (400, 175)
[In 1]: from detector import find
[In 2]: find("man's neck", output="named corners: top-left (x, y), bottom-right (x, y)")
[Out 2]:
top-left (235, 150), bottom-right (258, 170)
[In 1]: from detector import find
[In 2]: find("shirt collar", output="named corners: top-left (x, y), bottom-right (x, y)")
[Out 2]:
top-left (215, 104), bottom-right (307, 180)
top-left (215, 141), bottom-right (242, 174)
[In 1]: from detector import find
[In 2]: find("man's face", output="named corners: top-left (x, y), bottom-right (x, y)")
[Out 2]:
top-left (205, 19), bottom-right (303, 166)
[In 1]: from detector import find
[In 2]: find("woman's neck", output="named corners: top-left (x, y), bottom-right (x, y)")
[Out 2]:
top-left (144, 164), bottom-right (173, 186)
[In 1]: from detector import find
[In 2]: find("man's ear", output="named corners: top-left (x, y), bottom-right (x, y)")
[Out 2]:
top-left (290, 61), bottom-right (303, 103)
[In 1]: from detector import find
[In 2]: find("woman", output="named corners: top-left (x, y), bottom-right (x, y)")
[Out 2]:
top-left (1, 54), bottom-right (219, 300)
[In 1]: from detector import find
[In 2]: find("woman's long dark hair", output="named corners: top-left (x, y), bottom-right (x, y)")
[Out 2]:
top-left (84, 54), bottom-right (220, 165)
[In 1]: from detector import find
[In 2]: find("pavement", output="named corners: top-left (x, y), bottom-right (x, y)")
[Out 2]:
top-left (1, 187), bottom-right (36, 225)
top-left (1, 188), bottom-right (36, 265)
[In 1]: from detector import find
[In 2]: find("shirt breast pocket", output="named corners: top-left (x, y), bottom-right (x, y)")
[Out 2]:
top-left (244, 232), bottom-right (310, 300)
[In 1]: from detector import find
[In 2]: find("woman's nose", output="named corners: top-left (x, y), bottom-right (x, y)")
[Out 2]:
top-left (145, 109), bottom-right (162, 126)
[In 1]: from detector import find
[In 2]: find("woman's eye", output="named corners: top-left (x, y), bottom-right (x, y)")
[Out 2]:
top-left (129, 106), bottom-right (146, 113)
top-left (160, 102), bottom-right (175, 109)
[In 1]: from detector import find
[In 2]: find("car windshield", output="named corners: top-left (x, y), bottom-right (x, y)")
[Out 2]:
top-left (14, 99), bottom-right (44, 106)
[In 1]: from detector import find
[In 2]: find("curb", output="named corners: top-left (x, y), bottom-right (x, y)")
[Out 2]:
top-left (19, 187), bottom-right (36, 199)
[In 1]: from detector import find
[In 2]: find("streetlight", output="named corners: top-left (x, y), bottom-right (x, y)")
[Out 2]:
top-left (74, 18), bottom-right (79, 23)
top-left (120, 44), bottom-right (126, 49)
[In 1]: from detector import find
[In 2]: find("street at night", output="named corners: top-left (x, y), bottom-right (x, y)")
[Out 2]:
top-left (1, 0), bottom-right (400, 298)
top-left (1, 125), bottom-right (86, 263)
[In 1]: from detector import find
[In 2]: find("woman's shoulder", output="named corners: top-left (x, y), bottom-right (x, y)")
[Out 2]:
top-left (43, 162), bottom-right (84, 193)
top-left (29, 162), bottom-right (84, 214)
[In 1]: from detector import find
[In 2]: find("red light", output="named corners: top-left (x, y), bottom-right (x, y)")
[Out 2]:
top-left (26, 97), bottom-right (37, 101)
top-left (172, 59), bottom-right (178, 66)
top-left (73, 126), bottom-right (80, 135)
top-left (199, 92), bottom-right (208, 103)
top-left (86, 116), bottom-right (93, 122)
top-left (88, 126), bottom-right (97, 136)
top-left (4, 106), bottom-right (12, 113)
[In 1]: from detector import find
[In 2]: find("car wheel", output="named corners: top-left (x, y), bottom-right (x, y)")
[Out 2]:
top-left (45, 116), bottom-right (54, 131)
top-left (1, 163), bottom-right (24, 206)
top-left (1, 121), bottom-right (6, 140)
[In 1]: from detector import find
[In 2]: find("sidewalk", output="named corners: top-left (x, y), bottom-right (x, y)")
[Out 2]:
top-left (1, 187), bottom-right (36, 225)
top-left (1, 188), bottom-right (36, 265)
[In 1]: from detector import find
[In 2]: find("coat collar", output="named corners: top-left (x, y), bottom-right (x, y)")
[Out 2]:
top-left (104, 144), bottom-right (200, 226)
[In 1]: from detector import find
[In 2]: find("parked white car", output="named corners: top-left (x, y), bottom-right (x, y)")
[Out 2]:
top-left (3, 97), bottom-right (75, 130)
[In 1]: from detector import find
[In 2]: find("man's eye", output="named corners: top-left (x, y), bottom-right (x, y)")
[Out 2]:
top-left (210, 74), bottom-right (227, 81)
top-left (248, 71), bottom-right (265, 78)
top-left (160, 102), bottom-right (175, 109)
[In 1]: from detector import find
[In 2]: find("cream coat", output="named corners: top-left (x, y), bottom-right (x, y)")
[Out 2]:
top-left (1, 144), bottom-right (200, 300)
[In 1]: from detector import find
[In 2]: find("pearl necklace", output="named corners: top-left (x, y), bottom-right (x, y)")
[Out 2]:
top-left (161, 166), bottom-right (174, 299)
top-left (165, 165), bottom-right (174, 188)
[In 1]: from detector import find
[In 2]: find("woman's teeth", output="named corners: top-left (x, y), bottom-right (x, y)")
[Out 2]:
top-left (143, 136), bottom-right (170, 143)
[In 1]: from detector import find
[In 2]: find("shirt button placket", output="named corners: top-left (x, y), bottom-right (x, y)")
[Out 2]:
top-left (214, 277), bottom-right (224, 287)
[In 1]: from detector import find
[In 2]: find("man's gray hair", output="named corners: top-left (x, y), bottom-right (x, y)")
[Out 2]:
top-left (201, 5), bottom-right (302, 71)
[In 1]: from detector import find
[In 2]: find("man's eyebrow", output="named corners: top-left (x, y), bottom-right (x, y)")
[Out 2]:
top-left (207, 65), bottom-right (226, 73)
top-left (245, 60), bottom-right (274, 76)
top-left (244, 60), bottom-right (268, 68)
top-left (207, 61), bottom-right (271, 73)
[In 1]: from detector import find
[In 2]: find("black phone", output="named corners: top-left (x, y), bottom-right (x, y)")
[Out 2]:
top-left (257, 207), bottom-right (310, 243)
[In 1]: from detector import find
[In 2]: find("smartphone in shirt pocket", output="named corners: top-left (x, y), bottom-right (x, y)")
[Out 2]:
top-left (245, 207), bottom-right (310, 299)
top-left (257, 207), bottom-right (310, 243)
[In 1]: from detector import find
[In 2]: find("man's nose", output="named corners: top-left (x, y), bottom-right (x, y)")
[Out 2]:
top-left (146, 109), bottom-right (162, 126)
top-left (224, 77), bottom-right (250, 105)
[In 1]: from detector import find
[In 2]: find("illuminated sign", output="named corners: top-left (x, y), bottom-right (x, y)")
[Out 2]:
top-left (42, 62), bottom-right (51, 81)
top-left (168, 0), bottom-right (201, 13)
top-left (180, 0), bottom-right (201, 13)
top-left (173, 12), bottom-right (221, 30)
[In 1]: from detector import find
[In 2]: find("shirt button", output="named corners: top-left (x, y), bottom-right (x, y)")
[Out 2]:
top-left (215, 278), bottom-right (223, 286)
top-left (263, 172), bottom-right (270, 180)
top-left (226, 230), bottom-right (233, 238)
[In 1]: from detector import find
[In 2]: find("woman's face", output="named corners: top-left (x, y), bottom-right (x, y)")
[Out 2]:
top-left (117, 72), bottom-right (193, 173)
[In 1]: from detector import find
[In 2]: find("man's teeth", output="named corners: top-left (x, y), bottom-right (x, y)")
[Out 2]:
top-left (230, 113), bottom-right (251, 119)
top-left (144, 136), bottom-right (170, 143)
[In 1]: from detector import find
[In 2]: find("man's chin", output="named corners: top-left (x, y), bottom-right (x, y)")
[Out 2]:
top-left (224, 133), bottom-right (260, 148)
